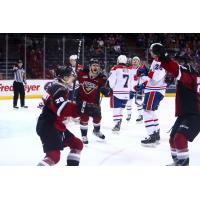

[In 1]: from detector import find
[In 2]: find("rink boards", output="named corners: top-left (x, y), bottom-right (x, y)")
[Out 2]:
top-left (0, 79), bottom-right (52, 100)
top-left (0, 79), bottom-right (176, 100)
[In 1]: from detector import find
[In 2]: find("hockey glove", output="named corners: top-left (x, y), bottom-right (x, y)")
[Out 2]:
top-left (134, 84), bottom-right (145, 92)
top-left (100, 86), bottom-right (111, 97)
top-left (37, 102), bottom-right (44, 109)
top-left (137, 66), bottom-right (148, 77)
top-left (165, 72), bottom-right (175, 87)
top-left (130, 91), bottom-right (135, 99)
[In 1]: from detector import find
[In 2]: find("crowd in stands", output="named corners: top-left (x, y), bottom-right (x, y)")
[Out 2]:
top-left (26, 37), bottom-right (44, 78)
top-left (88, 34), bottom-right (127, 57)
top-left (84, 34), bottom-right (128, 71)
top-left (1, 33), bottom-right (200, 80)
top-left (135, 33), bottom-right (200, 65)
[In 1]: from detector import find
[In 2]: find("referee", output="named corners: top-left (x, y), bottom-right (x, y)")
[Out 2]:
top-left (13, 60), bottom-right (28, 109)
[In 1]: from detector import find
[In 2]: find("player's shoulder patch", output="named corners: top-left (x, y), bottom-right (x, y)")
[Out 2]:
top-left (44, 81), bottom-right (53, 91)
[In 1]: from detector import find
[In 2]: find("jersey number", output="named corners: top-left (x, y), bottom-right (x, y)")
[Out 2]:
top-left (55, 97), bottom-right (65, 104)
top-left (123, 74), bottom-right (129, 88)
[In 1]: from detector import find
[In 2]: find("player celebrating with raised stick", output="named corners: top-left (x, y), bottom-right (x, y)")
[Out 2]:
top-left (76, 58), bottom-right (110, 144)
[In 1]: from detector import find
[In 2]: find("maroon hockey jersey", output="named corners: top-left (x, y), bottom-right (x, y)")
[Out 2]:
top-left (42, 80), bottom-right (79, 131)
top-left (161, 60), bottom-right (200, 116)
top-left (77, 70), bottom-right (107, 104)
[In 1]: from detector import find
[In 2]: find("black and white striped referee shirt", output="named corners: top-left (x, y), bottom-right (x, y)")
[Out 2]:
top-left (13, 67), bottom-right (26, 84)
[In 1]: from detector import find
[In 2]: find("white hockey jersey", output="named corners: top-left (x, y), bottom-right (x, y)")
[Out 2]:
top-left (67, 66), bottom-right (80, 91)
top-left (130, 66), bottom-right (142, 92)
top-left (140, 60), bottom-right (167, 96)
top-left (108, 65), bottom-right (134, 100)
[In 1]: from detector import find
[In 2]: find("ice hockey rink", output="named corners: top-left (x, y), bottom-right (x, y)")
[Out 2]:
top-left (0, 97), bottom-right (200, 166)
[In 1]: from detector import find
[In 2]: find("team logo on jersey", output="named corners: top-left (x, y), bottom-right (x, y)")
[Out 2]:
top-left (82, 81), bottom-right (97, 94)
top-left (44, 81), bottom-right (53, 91)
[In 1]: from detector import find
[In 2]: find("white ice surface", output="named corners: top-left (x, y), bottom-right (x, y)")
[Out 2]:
top-left (0, 97), bottom-right (200, 166)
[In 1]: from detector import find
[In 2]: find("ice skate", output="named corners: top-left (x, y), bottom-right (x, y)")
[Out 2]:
top-left (166, 158), bottom-right (189, 166)
top-left (82, 136), bottom-right (89, 144)
top-left (155, 129), bottom-right (160, 144)
top-left (112, 120), bottom-right (121, 134)
top-left (126, 114), bottom-right (131, 121)
top-left (136, 115), bottom-right (143, 123)
top-left (112, 124), bottom-right (120, 134)
top-left (93, 130), bottom-right (105, 140)
top-left (141, 132), bottom-right (157, 147)
top-left (13, 106), bottom-right (19, 109)
top-left (21, 105), bottom-right (28, 108)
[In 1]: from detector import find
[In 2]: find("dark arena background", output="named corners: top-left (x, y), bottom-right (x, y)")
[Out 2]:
top-left (1, 33), bottom-right (200, 96)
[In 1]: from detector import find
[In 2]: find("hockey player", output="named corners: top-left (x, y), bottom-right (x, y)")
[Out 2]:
top-left (76, 58), bottom-right (110, 144)
top-left (108, 55), bottom-right (134, 133)
top-left (137, 58), bottom-right (167, 147)
top-left (67, 55), bottom-right (83, 101)
top-left (67, 55), bottom-right (83, 124)
top-left (36, 66), bottom-right (83, 166)
top-left (149, 43), bottom-right (200, 166)
top-left (126, 56), bottom-right (143, 123)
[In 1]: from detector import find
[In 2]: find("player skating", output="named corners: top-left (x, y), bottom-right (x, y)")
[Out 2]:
top-left (76, 58), bottom-right (110, 144)
top-left (36, 66), bottom-right (83, 166)
top-left (136, 58), bottom-right (167, 147)
top-left (108, 55), bottom-right (134, 133)
top-left (67, 54), bottom-right (83, 101)
top-left (126, 56), bottom-right (144, 123)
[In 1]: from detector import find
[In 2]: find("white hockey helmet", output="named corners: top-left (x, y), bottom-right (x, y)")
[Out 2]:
top-left (132, 56), bottom-right (140, 62)
top-left (69, 54), bottom-right (78, 60)
top-left (117, 55), bottom-right (127, 65)
top-left (132, 56), bottom-right (141, 68)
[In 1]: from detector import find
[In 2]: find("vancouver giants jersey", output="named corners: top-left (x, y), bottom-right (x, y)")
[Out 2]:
top-left (68, 64), bottom-right (83, 91)
top-left (77, 70), bottom-right (107, 104)
top-left (141, 60), bottom-right (167, 95)
top-left (41, 80), bottom-right (78, 131)
top-left (108, 65), bottom-right (134, 100)
top-left (161, 59), bottom-right (200, 116)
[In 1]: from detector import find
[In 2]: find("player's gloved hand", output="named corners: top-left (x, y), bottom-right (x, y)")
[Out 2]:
top-left (134, 84), bottom-right (145, 92)
top-left (165, 72), bottom-right (175, 86)
top-left (100, 86), bottom-right (111, 97)
top-left (149, 43), bottom-right (170, 61)
top-left (130, 91), bottom-right (135, 99)
top-left (37, 102), bottom-right (44, 109)
top-left (137, 67), bottom-right (148, 77)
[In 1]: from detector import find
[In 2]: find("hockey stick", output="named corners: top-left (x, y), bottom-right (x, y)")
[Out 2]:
top-left (134, 76), bottom-right (143, 106)
top-left (99, 79), bottom-right (108, 104)
top-left (71, 39), bottom-right (82, 101)
top-left (99, 70), bottom-right (111, 105)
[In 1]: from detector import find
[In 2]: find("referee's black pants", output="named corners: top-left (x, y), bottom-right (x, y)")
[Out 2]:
top-left (13, 81), bottom-right (25, 107)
